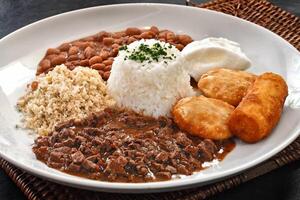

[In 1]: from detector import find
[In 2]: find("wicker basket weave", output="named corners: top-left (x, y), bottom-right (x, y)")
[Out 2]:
top-left (1, 0), bottom-right (300, 199)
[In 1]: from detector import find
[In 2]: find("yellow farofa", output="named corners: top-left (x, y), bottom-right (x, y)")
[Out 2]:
top-left (17, 65), bottom-right (115, 135)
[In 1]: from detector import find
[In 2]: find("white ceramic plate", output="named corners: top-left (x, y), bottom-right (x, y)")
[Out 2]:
top-left (0, 3), bottom-right (300, 193)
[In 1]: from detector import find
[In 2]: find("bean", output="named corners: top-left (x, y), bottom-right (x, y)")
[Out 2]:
top-left (112, 32), bottom-right (125, 39)
top-left (89, 56), bottom-right (103, 66)
top-left (125, 27), bottom-right (142, 36)
top-left (108, 57), bottom-right (115, 61)
top-left (68, 46), bottom-right (79, 55)
top-left (111, 43), bottom-right (119, 49)
top-left (46, 54), bottom-right (57, 60)
top-left (100, 51), bottom-right (109, 60)
top-left (110, 48), bottom-right (119, 57)
top-left (58, 43), bottom-right (70, 51)
top-left (150, 26), bottom-right (159, 35)
top-left (73, 41), bottom-right (89, 49)
top-left (98, 70), bottom-right (104, 77)
top-left (127, 37), bottom-right (137, 44)
top-left (78, 54), bottom-right (85, 60)
top-left (36, 68), bottom-right (43, 75)
top-left (159, 38), bottom-right (166, 42)
top-left (67, 55), bottom-right (79, 61)
top-left (103, 71), bottom-right (110, 80)
top-left (104, 65), bottom-right (112, 71)
top-left (103, 59), bottom-right (113, 66)
top-left (64, 62), bottom-right (72, 67)
top-left (96, 31), bottom-right (110, 42)
top-left (134, 35), bottom-right (141, 40)
top-left (39, 59), bottom-right (51, 70)
top-left (166, 32), bottom-right (176, 41)
top-left (158, 31), bottom-right (167, 39)
top-left (46, 48), bottom-right (60, 55)
top-left (51, 56), bottom-right (66, 66)
top-left (91, 63), bottom-right (105, 70)
top-left (114, 39), bottom-right (123, 45)
top-left (31, 81), bottom-right (39, 90)
top-left (175, 44), bottom-right (184, 51)
top-left (68, 65), bottom-right (76, 70)
top-left (140, 31), bottom-right (154, 39)
top-left (122, 36), bottom-right (129, 44)
top-left (79, 59), bottom-right (89, 66)
top-left (103, 37), bottom-right (114, 46)
top-left (59, 52), bottom-right (68, 58)
top-left (71, 60), bottom-right (81, 66)
top-left (178, 34), bottom-right (193, 46)
top-left (81, 36), bottom-right (94, 42)
top-left (84, 46), bottom-right (96, 59)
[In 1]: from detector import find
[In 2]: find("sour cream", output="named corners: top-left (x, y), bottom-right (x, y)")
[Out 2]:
top-left (182, 37), bottom-right (251, 81)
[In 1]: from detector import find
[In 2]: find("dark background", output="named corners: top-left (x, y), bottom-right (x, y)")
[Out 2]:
top-left (0, 0), bottom-right (300, 199)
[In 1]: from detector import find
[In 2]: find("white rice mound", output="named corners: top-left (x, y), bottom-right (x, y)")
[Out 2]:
top-left (107, 39), bottom-right (194, 118)
top-left (17, 65), bottom-right (115, 135)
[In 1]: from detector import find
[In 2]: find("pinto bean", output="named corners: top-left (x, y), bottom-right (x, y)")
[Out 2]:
top-left (39, 59), bottom-right (51, 70)
top-left (84, 46), bottom-right (96, 59)
top-left (103, 59), bottom-right (113, 66)
top-left (98, 70), bottom-right (104, 77)
top-left (71, 60), bottom-right (81, 66)
top-left (73, 41), bottom-right (89, 49)
top-left (166, 32), bottom-right (176, 41)
top-left (81, 36), bottom-right (94, 42)
top-left (46, 48), bottom-right (60, 56)
top-left (150, 26), bottom-right (159, 35)
top-left (103, 37), bottom-right (114, 46)
top-left (96, 31), bottom-right (110, 42)
top-left (59, 52), bottom-right (68, 58)
top-left (91, 63), bottom-right (105, 70)
top-left (80, 59), bottom-right (89, 66)
top-left (100, 51), bottom-right (109, 60)
top-left (175, 44), bottom-right (184, 51)
top-left (127, 37), bottom-right (137, 44)
top-left (67, 55), bottom-right (79, 61)
top-left (68, 46), bottom-right (79, 55)
top-left (89, 56), bottom-right (103, 66)
top-left (178, 34), bottom-right (193, 45)
top-left (31, 81), bottom-right (39, 91)
top-left (110, 48), bottom-right (119, 57)
top-left (158, 31), bottom-right (167, 39)
top-left (58, 43), bottom-right (70, 51)
top-left (111, 43), bottom-right (119, 49)
top-left (112, 32), bottom-right (125, 39)
top-left (103, 71), bottom-right (110, 80)
top-left (104, 65), bottom-right (112, 71)
top-left (51, 56), bottom-right (66, 66)
top-left (114, 38), bottom-right (123, 45)
top-left (125, 27), bottom-right (142, 36)
top-left (140, 31), bottom-right (154, 39)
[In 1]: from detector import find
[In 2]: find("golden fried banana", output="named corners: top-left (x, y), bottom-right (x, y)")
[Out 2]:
top-left (228, 72), bottom-right (288, 143)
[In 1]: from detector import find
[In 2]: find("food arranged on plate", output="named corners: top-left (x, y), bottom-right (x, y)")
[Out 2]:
top-left (16, 26), bottom-right (288, 183)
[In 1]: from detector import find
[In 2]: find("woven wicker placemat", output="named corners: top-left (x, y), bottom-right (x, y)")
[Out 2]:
top-left (1, 0), bottom-right (300, 199)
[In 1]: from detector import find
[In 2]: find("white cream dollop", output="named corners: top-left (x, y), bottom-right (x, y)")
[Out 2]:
top-left (182, 37), bottom-right (251, 81)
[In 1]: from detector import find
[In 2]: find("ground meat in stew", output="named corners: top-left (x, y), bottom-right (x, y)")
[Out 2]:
top-left (32, 107), bottom-right (235, 183)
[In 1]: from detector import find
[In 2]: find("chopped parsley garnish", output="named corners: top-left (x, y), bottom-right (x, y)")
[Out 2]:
top-left (119, 45), bottom-right (128, 51)
top-left (121, 42), bottom-right (176, 64)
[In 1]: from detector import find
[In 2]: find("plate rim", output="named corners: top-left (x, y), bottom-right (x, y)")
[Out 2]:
top-left (0, 3), bottom-right (299, 193)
